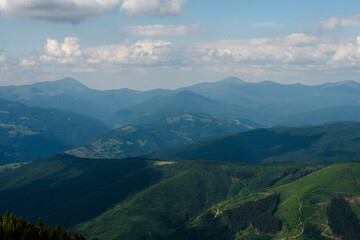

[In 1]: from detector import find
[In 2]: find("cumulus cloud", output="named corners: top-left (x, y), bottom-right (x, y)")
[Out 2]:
top-left (11, 34), bottom-right (360, 79)
top-left (320, 14), bottom-right (360, 32)
top-left (120, 0), bottom-right (186, 17)
top-left (185, 33), bottom-right (333, 66)
top-left (40, 37), bottom-right (82, 63)
top-left (0, 0), bottom-right (187, 22)
top-left (40, 37), bottom-right (173, 68)
top-left (119, 23), bottom-right (201, 36)
top-left (19, 58), bottom-right (36, 67)
top-left (85, 39), bottom-right (173, 65)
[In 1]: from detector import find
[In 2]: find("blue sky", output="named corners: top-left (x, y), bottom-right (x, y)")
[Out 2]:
top-left (1, 0), bottom-right (360, 90)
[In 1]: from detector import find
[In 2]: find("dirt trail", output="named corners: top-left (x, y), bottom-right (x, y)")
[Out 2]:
top-left (214, 209), bottom-right (222, 219)
top-left (292, 202), bottom-right (304, 239)
top-left (319, 223), bottom-right (339, 239)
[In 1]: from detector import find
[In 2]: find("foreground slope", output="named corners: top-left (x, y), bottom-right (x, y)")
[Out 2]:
top-left (175, 161), bottom-right (360, 240)
top-left (67, 113), bottom-right (256, 159)
top-left (152, 122), bottom-right (360, 164)
top-left (0, 153), bottom-right (312, 239)
top-left (0, 154), bottom-right (163, 228)
top-left (75, 161), bottom-right (313, 239)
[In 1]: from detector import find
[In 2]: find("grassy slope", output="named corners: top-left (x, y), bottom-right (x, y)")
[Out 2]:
top-left (75, 161), bottom-right (311, 240)
top-left (179, 161), bottom-right (360, 240)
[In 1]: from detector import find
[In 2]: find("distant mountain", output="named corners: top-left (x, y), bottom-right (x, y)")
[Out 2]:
top-left (0, 98), bottom-right (110, 162)
top-left (0, 78), bottom-right (171, 126)
top-left (115, 90), bottom-right (270, 126)
top-left (282, 105), bottom-right (360, 126)
top-left (152, 122), bottom-right (360, 164)
top-left (67, 113), bottom-right (256, 159)
top-left (2, 77), bottom-right (360, 127)
top-left (181, 77), bottom-right (360, 118)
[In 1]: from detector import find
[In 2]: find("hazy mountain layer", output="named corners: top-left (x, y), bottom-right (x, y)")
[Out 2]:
top-left (67, 113), bottom-right (256, 159)
top-left (115, 90), bottom-right (270, 126)
top-left (181, 77), bottom-right (360, 118)
top-left (0, 123), bottom-right (67, 164)
top-left (0, 78), bottom-right (170, 126)
top-left (152, 122), bottom-right (360, 164)
top-left (0, 98), bottom-right (110, 163)
top-left (282, 105), bottom-right (360, 126)
top-left (2, 77), bottom-right (360, 127)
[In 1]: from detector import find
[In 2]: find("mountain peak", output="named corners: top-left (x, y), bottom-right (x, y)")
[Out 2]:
top-left (218, 77), bottom-right (245, 83)
top-left (33, 77), bottom-right (89, 92)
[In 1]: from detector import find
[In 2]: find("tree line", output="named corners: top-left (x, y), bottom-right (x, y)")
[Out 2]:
top-left (0, 211), bottom-right (99, 240)
top-left (326, 197), bottom-right (360, 240)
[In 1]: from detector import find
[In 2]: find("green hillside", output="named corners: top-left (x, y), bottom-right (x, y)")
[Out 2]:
top-left (0, 152), bottom-right (359, 240)
top-left (175, 161), bottom-right (360, 240)
top-left (75, 161), bottom-right (313, 239)
top-left (67, 113), bottom-right (256, 159)
top-left (0, 153), bottom-right (312, 239)
top-left (152, 122), bottom-right (360, 164)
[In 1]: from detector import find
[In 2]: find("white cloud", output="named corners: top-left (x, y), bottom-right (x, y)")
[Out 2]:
top-left (120, 0), bottom-right (186, 17)
top-left (40, 37), bottom-right (173, 69)
top-left (0, 0), bottom-right (187, 22)
top-left (330, 36), bottom-right (360, 62)
top-left (19, 58), bottom-right (36, 67)
top-left (85, 39), bottom-right (173, 65)
top-left (119, 24), bottom-right (201, 36)
top-left (0, 55), bottom-right (6, 62)
top-left (185, 33), bottom-right (331, 66)
top-left (10, 34), bottom-right (360, 82)
top-left (40, 37), bottom-right (82, 64)
top-left (320, 14), bottom-right (360, 32)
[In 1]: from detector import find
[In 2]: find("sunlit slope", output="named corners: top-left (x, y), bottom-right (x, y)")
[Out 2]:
top-left (176, 161), bottom-right (360, 240)
top-left (75, 161), bottom-right (312, 240)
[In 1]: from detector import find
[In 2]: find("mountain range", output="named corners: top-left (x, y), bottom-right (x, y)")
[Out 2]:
top-left (1, 77), bottom-right (360, 128)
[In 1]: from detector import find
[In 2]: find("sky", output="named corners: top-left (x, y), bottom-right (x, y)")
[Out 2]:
top-left (1, 0), bottom-right (360, 90)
